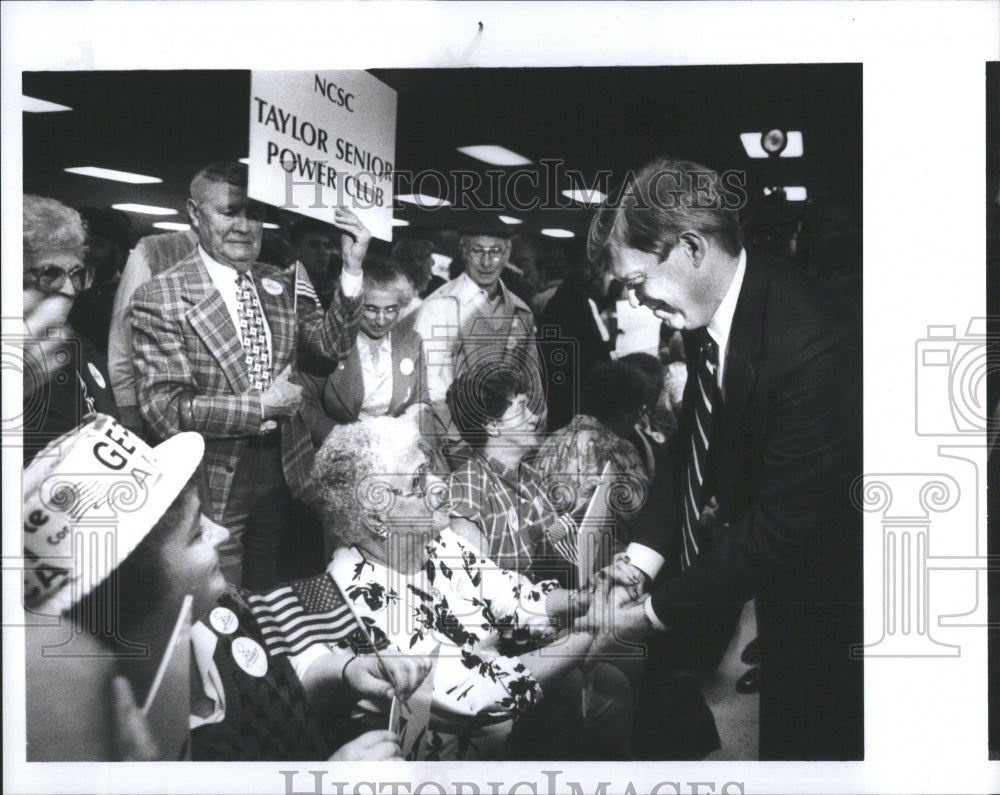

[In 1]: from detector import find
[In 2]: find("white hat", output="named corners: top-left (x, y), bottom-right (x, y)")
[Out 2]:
top-left (22, 414), bottom-right (205, 615)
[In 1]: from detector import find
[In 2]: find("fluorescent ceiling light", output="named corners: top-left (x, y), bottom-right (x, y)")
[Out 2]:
top-left (561, 189), bottom-right (607, 204)
top-left (780, 131), bottom-right (804, 158)
top-left (65, 166), bottom-right (162, 184)
top-left (111, 203), bottom-right (177, 216)
top-left (396, 193), bottom-right (452, 208)
top-left (262, 222), bottom-right (280, 230)
top-left (391, 218), bottom-right (410, 227)
top-left (430, 253), bottom-right (452, 271)
top-left (238, 157), bottom-right (251, 165)
top-left (153, 222), bottom-right (191, 231)
top-left (763, 186), bottom-right (808, 201)
top-left (457, 145), bottom-right (532, 166)
top-left (498, 215), bottom-right (523, 225)
top-left (541, 228), bottom-right (574, 238)
top-left (740, 133), bottom-right (768, 158)
top-left (23, 95), bottom-right (72, 113)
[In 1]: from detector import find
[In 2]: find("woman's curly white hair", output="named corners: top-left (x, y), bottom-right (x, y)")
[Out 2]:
top-left (23, 195), bottom-right (86, 262)
top-left (310, 414), bottom-right (427, 547)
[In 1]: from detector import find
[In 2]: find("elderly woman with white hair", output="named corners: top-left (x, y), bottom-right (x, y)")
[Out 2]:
top-left (312, 414), bottom-right (634, 761)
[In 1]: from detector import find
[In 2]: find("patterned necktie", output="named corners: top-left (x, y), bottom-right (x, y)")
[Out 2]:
top-left (235, 272), bottom-right (272, 390)
top-left (681, 329), bottom-right (719, 569)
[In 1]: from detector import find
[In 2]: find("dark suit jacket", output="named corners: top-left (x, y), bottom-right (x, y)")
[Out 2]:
top-left (538, 279), bottom-right (613, 432)
top-left (130, 251), bottom-right (361, 513)
top-left (635, 251), bottom-right (863, 760)
top-left (298, 325), bottom-right (428, 444)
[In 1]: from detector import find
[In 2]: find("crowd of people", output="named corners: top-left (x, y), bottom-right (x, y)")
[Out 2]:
top-left (20, 155), bottom-right (863, 763)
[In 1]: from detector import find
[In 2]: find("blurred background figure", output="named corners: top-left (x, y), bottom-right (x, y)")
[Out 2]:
top-left (67, 206), bottom-right (131, 356)
top-left (22, 195), bottom-right (118, 464)
top-left (289, 217), bottom-right (342, 309)
top-left (539, 246), bottom-right (615, 432)
top-left (388, 237), bottom-right (435, 324)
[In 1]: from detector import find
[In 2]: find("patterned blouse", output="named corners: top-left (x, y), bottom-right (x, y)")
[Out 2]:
top-left (326, 527), bottom-right (561, 760)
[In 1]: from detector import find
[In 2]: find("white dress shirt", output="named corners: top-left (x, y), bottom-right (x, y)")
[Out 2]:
top-left (200, 246), bottom-right (273, 356)
top-left (358, 333), bottom-right (394, 416)
top-left (626, 248), bottom-right (748, 597)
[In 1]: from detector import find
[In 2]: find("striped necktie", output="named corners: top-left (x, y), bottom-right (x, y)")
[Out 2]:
top-left (681, 329), bottom-right (718, 569)
top-left (235, 272), bottom-right (272, 390)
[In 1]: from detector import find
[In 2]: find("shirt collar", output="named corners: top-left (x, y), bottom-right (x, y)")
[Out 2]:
top-left (456, 271), bottom-right (506, 305)
top-left (706, 248), bottom-right (747, 352)
top-left (199, 245), bottom-right (246, 281)
top-left (190, 620), bottom-right (219, 685)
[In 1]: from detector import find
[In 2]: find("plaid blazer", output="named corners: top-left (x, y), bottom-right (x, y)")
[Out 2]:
top-left (130, 250), bottom-right (361, 516)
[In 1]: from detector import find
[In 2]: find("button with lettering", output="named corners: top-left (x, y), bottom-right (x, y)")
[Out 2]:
top-left (260, 278), bottom-right (283, 296)
top-left (231, 636), bottom-right (268, 677)
top-left (209, 606), bottom-right (239, 635)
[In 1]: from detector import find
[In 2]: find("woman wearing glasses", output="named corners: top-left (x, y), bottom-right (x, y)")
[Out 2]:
top-left (22, 195), bottom-right (118, 462)
top-left (311, 414), bottom-right (634, 761)
top-left (298, 256), bottom-right (428, 445)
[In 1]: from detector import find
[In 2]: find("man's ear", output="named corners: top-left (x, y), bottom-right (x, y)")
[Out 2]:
top-left (678, 231), bottom-right (708, 268)
top-left (186, 198), bottom-right (200, 231)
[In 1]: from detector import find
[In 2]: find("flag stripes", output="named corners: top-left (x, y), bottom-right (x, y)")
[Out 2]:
top-left (247, 572), bottom-right (356, 656)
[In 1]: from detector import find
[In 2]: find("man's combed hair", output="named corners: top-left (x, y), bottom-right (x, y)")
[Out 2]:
top-left (447, 363), bottom-right (529, 450)
top-left (587, 156), bottom-right (743, 267)
top-left (190, 161), bottom-right (248, 198)
top-left (23, 195), bottom-right (86, 260)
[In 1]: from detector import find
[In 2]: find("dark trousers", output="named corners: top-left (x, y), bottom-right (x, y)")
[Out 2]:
top-left (219, 434), bottom-right (291, 591)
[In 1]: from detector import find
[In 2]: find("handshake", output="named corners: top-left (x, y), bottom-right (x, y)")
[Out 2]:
top-left (572, 554), bottom-right (658, 654)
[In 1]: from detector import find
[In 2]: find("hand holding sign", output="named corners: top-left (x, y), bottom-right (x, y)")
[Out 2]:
top-left (333, 207), bottom-right (372, 276)
top-left (345, 653), bottom-right (432, 705)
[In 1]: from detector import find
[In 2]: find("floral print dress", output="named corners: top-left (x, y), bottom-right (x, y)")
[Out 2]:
top-left (326, 527), bottom-right (561, 760)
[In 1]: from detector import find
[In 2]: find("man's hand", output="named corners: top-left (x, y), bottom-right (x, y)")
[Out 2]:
top-left (344, 654), bottom-right (432, 703)
top-left (260, 364), bottom-right (302, 420)
top-left (597, 552), bottom-right (648, 601)
top-left (576, 582), bottom-right (654, 658)
top-left (332, 207), bottom-right (372, 276)
top-left (328, 730), bottom-right (402, 761)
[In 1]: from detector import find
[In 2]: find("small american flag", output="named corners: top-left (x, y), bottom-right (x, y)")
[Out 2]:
top-left (247, 573), bottom-right (356, 656)
top-left (294, 261), bottom-right (322, 312)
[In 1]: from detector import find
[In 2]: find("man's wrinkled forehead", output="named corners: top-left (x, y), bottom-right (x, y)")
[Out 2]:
top-left (462, 235), bottom-right (509, 249)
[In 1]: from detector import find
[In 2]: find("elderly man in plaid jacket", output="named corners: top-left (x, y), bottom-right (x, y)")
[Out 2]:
top-left (131, 162), bottom-right (370, 590)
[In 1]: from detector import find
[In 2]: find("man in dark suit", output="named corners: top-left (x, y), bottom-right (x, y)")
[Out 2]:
top-left (131, 162), bottom-right (370, 589)
top-left (299, 257), bottom-right (428, 445)
top-left (586, 156), bottom-right (863, 760)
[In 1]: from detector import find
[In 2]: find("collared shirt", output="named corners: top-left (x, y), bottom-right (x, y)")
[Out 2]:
top-left (705, 248), bottom-right (747, 392)
top-left (625, 248), bottom-right (747, 585)
top-left (199, 246), bottom-right (274, 357)
top-left (449, 452), bottom-right (574, 572)
top-left (358, 332), bottom-right (393, 416)
top-left (414, 272), bottom-right (539, 404)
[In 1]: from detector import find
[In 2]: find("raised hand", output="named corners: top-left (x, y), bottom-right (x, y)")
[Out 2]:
top-left (332, 207), bottom-right (372, 276)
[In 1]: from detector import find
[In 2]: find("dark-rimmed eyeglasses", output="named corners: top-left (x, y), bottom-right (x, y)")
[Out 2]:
top-left (362, 304), bottom-right (400, 320)
top-left (25, 264), bottom-right (94, 294)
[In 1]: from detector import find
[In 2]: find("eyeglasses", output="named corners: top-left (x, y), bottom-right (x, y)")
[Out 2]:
top-left (384, 463), bottom-right (450, 511)
top-left (25, 264), bottom-right (94, 294)
top-left (467, 246), bottom-right (506, 260)
top-left (362, 304), bottom-right (400, 320)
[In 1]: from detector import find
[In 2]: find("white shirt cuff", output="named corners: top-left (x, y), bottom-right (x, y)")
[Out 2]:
top-left (288, 643), bottom-right (340, 681)
top-left (625, 542), bottom-right (665, 581)
top-left (340, 269), bottom-right (363, 298)
top-left (643, 595), bottom-right (667, 632)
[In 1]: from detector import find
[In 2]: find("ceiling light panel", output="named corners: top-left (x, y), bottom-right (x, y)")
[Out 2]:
top-left (111, 203), bottom-right (177, 216)
top-left (65, 166), bottom-right (162, 184)
top-left (456, 146), bottom-right (533, 166)
top-left (396, 193), bottom-right (452, 208)
top-left (23, 95), bottom-right (72, 113)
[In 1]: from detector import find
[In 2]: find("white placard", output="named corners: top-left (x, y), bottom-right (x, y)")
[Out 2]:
top-left (248, 70), bottom-right (397, 241)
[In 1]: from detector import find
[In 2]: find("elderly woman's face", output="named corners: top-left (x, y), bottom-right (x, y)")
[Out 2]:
top-left (23, 248), bottom-right (87, 323)
top-left (362, 452), bottom-right (450, 540)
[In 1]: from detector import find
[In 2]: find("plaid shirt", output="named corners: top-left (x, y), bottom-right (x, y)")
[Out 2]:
top-left (131, 250), bottom-right (361, 515)
top-left (448, 453), bottom-right (576, 573)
